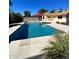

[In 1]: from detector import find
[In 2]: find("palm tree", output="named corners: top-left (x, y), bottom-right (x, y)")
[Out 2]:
top-left (9, 0), bottom-right (12, 11)
top-left (9, 0), bottom-right (12, 6)
top-left (24, 10), bottom-right (31, 17)
top-left (42, 34), bottom-right (69, 59)
top-left (58, 9), bottom-right (62, 12)
top-left (50, 9), bottom-right (55, 13)
top-left (38, 8), bottom-right (48, 14)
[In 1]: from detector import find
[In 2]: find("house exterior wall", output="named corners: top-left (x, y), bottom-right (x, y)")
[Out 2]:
top-left (42, 15), bottom-right (67, 23)
top-left (66, 14), bottom-right (69, 25)
top-left (42, 16), bottom-right (48, 21)
top-left (54, 16), bottom-right (66, 23)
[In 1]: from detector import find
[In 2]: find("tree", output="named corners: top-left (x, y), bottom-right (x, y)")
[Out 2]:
top-left (15, 13), bottom-right (23, 22)
top-left (24, 10), bottom-right (31, 17)
top-left (9, 0), bottom-right (12, 11)
top-left (9, 0), bottom-right (12, 6)
top-left (50, 9), bottom-right (55, 13)
top-left (38, 8), bottom-right (48, 14)
top-left (9, 0), bottom-right (23, 24)
top-left (9, 12), bottom-right (15, 24)
top-left (58, 9), bottom-right (62, 12)
top-left (65, 9), bottom-right (67, 11)
top-left (42, 34), bottom-right (69, 59)
top-left (9, 12), bottom-right (23, 24)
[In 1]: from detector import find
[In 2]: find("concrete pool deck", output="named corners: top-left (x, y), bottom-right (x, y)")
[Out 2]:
top-left (48, 22), bottom-right (69, 33)
top-left (9, 22), bottom-right (25, 35)
top-left (9, 22), bottom-right (69, 59)
top-left (9, 35), bottom-right (55, 59)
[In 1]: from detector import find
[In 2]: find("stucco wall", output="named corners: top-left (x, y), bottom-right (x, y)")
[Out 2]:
top-left (54, 16), bottom-right (66, 23)
top-left (24, 17), bottom-right (42, 22)
top-left (42, 15), bottom-right (67, 23)
top-left (42, 16), bottom-right (48, 21)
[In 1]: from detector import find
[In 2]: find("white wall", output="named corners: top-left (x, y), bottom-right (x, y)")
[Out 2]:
top-left (54, 16), bottom-right (66, 23)
top-left (42, 16), bottom-right (48, 21)
top-left (42, 15), bottom-right (67, 23)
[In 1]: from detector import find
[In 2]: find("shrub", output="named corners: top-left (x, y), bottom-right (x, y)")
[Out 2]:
top-left (42, 34), bottom-right (69, 59)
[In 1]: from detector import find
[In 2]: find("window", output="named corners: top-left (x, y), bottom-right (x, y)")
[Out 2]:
top-left (58, 16), bottom-right (62, 19)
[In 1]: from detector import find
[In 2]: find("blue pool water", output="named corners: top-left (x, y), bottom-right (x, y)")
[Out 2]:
top-left (9, 22), bottom-right (63, 42)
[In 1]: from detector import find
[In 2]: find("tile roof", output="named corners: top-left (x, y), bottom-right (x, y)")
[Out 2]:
top-left (35, 13), bottom-right (43, 17)
top-left (43, 11), bottom-right (69, 16)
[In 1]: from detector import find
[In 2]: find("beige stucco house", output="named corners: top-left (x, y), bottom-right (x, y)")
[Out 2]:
top-left (42, 11), bottom-right (69, 24)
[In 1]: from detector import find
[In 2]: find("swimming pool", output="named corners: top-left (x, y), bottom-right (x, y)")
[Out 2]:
top-left (9, 22), bottom-right (63, 42)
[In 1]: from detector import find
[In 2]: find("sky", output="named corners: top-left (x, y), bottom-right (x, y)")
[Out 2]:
top-left (11, 0), bottom-right (69, 15)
